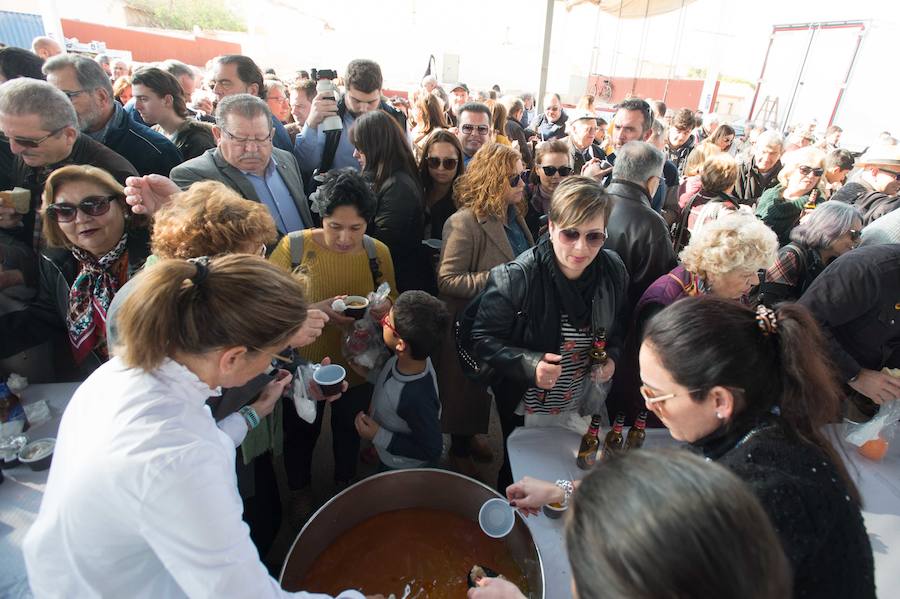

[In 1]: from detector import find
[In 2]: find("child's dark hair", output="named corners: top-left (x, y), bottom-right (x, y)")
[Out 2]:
top-left (392, 290), bottom-right (450, 360)
top-left (317, 167), bottom-right (377, 221)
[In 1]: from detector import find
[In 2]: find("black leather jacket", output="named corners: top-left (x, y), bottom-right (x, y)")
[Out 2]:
top-left (470, 240), bottom-right (629, 387)
top-left (604, 179), bottom-right (677, 308)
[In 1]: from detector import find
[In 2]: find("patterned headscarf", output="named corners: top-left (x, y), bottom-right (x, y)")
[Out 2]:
top-left (67, 233), bottom-right (129, 364)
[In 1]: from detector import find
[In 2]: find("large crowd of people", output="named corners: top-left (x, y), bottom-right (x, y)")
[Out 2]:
top-left (0, 38), bottom-right (897, 599)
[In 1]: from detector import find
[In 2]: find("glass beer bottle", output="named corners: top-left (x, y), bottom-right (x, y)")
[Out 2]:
top-left (599, 413), bottom-right (625, 461)
top-left (625, 410), bottom-right (648, 450)
top-left (576, 415), bottom-right (603, 470)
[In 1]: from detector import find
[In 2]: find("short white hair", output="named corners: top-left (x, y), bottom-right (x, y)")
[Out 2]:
top-left (703, 112), bottom-right (720, 127)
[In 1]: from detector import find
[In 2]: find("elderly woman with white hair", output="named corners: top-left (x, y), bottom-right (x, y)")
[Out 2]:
top-left (758, 201), bottom-right (863, 306)
top-left (635, 212), bottom-right (778, 336)
top-left (755, 146), bottom-right (826, 245)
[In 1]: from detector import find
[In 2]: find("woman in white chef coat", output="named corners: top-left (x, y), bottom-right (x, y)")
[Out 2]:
top-left (24, 255), bottom-right (374, 599)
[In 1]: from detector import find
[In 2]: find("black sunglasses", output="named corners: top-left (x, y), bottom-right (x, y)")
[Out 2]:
top-left (0, 126), bottom-right (67, 149)
top-left (508, 171), bottom-right (530, 187)
top-left (559, 228), bottom-right (607, 248)
top-left (45, 195), bottom-right (116, 223)
top-left (798, 165), bottom-right (824, 177)
top-left (540, 165), bottom-right (573, 177)
top-left (426, 157), bottom-right (459, 170)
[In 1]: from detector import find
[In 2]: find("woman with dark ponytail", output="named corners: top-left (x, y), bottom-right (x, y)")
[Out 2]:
top-left (23, 255), bottom-right (365, 599)
top-left (506, 296), bottom-right (874, 598)
top-left (639, 296), bottom-right (874, 599)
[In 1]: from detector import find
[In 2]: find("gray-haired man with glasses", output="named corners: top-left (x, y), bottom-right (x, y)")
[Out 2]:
top-left (170, 94), bottom-right (313, 237)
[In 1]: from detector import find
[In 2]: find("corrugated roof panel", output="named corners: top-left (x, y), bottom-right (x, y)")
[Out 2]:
top-left (0, 11), bottom-right (45, 50)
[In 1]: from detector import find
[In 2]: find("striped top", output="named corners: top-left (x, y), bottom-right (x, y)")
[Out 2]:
top-left (522, 315), bottom-right (592, 415)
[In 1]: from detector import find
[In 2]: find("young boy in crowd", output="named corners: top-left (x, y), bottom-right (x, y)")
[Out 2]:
top-left (353, 290), bottom-right (449, 471)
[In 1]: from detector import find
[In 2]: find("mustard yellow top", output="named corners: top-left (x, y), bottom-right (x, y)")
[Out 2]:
top-left (269, 229), bottom-right (397, 387)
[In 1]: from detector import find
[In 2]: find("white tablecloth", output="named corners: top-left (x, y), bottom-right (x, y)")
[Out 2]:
top-left (0, 382), bottom-right (80, 599)
top-left (508, 425), bottom-right (900, 599)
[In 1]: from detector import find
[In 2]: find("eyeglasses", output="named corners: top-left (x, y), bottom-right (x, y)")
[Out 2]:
top-left (426, 156), bottom-right (459, 170)
top-left (546, 106), bottom-right (560, 112)
top-left (558, 227), bottom-right (607, 247)
top-left (460, 124), bottom-right (490, 136)
top-left (250, 346), bottom-right (294, 364)
top-left (222, 128), bottom-right (273, 145)
top-left (797, 165), bottom-right (824, 177)
top-left (45, 195), bottom-right (116, 223)
top-left (0, 126), bottom-right (67, 148)
top-left (258, 243), bottom-right (268, 257)
top-left (639, 385), bottom-right (702, 404)
top-left (848, 229), bottom-right (861, 242)
top-left (540, 165), bottom-right (573, 177)
top-left (379, 312), bottom-right (399, 337)
top-left (508, 171), bottom-right (530, 187)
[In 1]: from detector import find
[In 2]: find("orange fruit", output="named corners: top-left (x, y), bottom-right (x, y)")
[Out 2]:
top-left (858, 438), bottom-right (889, 461)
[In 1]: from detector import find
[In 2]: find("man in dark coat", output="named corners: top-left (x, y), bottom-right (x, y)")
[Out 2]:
top-left (799, 244), bottom-right (900, 419)
top-left (735, 130), bottom-right (784, 206)
top-left (529, 92), bottom-right (568, 141)
top-left (43, 54), bottom-right (182, 176)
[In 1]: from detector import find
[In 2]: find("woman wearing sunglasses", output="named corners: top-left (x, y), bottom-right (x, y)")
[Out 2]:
top-left (470, 176), bottom-right (628, 490)
top-left (756, 146), bottom-right (827, 245)
top-left (418, 129), bottom-right (464, 241)
top-left (436, 142), bottom-right (533, 476)
top-left (0, 164), bottom-right (150, 379)
top-left (501, 297), bottom-right (875, 599)
top-left (759, 201), bottom-right (863, 306)
top-left (524, 139), bottom-right (573, 238)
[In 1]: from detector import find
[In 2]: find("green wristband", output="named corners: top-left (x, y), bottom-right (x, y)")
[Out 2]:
top-left (239, 406), bottom-right (260, 430)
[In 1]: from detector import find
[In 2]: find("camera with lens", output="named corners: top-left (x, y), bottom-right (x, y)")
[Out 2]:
top-left (313, 68), bottom-right (342, 132)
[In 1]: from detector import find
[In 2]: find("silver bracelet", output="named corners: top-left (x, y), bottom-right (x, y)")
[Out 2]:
top-left (555, 479), bottom-right (574, 506)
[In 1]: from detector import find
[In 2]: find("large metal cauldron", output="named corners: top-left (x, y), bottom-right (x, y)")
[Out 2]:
top-left (279, 468), bottom-right (544, 597)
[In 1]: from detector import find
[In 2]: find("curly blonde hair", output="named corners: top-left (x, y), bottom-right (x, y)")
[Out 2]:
top-left (453, 143), bottom-right (524, 220)
top-left (151, 181), bottom-right (277, 259)
top-left (679, 212), bottom-right (777, 279)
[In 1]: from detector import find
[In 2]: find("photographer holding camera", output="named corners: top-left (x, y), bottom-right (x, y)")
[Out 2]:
top-left (294, 60), bottom-right (406, 187)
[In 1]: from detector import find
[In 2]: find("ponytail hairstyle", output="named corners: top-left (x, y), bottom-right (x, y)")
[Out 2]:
top-left (567, 450), bottom-right (791, 599)
top-left (642, 295), bottom-right (860, 504)
top-left (116, 255), bottom-right (308, 371)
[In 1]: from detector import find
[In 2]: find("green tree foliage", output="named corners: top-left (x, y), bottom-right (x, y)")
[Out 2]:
top-left (128, 0), bottom-right (247, 32)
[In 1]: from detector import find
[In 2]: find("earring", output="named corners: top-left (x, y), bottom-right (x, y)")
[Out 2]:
top-left (715, 412), bottom-right (724, 420)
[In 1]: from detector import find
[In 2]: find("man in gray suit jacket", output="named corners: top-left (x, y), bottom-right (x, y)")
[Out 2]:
top-left (170, 94), bottom-right (313, 235)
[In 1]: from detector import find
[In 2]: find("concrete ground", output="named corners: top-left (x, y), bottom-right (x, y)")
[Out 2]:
top-left (264, 399), bottom-right (505, 573)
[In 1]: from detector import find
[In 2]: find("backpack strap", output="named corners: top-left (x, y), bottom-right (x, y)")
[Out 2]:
top-left (362, 235), bottom-right (382, 290)
top-left (288, 230), bottom-right (305, 269)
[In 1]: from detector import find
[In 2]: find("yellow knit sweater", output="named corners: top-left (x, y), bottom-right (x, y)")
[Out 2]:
top-left (270, 230), bottom-right (397, 387)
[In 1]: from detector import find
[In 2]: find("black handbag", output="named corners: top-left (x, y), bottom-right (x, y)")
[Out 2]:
top-left (454, 262), bottom-right (529, 385)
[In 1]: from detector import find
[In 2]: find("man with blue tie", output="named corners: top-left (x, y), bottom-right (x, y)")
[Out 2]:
top-left (170, 95), bottom-right (313, 238)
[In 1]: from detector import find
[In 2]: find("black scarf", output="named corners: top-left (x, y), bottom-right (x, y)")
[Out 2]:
top-left (536, 237), bottom-right (598, 330)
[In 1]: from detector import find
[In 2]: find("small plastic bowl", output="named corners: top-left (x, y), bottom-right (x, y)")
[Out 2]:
top-left (18, 438), bottom-right (55, 471)
top-left (542, 501), bottom-right (568, 519)
top-left (479, 497), bottom-right (516, 538)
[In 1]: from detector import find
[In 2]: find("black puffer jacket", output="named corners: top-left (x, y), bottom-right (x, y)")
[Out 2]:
top-left (470, 238), bottom-right (629, 387)
top-left (693, 417), bottom-right (875, 599)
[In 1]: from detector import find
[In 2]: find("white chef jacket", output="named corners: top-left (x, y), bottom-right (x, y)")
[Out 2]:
top-left (23, 357), bottom-right (363, 599)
